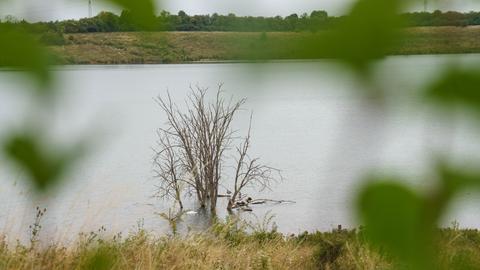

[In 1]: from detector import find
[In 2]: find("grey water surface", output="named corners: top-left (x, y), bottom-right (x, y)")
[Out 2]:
top-left (1, 55), bottom-right (480, 243)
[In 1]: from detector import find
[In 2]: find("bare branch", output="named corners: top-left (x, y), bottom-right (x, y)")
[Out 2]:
top-left (227, 114), bottom-right (281, 211)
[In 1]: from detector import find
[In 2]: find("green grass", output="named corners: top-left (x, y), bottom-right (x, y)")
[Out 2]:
top-left (47, 26), bottom-right (480, 65)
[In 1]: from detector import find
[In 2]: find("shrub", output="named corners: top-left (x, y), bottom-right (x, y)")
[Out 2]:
top-left (39, 31), bottom-right (66, 45)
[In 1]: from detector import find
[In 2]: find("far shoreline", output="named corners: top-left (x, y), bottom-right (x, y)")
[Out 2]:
top-left (44, 27), bottom-right (480, 65)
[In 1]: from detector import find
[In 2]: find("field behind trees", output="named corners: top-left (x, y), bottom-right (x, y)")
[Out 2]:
top-left (47, 26), bottom-right (480, 65)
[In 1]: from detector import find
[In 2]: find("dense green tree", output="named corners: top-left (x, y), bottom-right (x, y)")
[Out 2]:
top-left (4, 9), bottom-right (480, 34)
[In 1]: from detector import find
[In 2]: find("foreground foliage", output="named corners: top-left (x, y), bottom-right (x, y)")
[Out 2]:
top-left (1, 224), bottom-right (480, 270)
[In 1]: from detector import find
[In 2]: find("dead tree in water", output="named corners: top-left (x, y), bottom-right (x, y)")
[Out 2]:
top-left (154, 85), bottom-right (279, 213)
top-left (154, 85), bottom-right (244, 212)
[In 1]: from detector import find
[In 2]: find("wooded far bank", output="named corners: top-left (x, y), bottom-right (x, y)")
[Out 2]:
top-left (4, 10), bottom-right (480, 33)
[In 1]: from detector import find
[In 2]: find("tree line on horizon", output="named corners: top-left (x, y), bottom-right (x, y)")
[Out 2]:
top-left (2, 9), bottom-right (480, 35)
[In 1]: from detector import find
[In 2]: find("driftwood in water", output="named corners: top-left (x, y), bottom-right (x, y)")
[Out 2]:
top-left (231, 197), bottom-right (252, 209)
top-left (229, 197), bottom-right (296, 212)
top-left (251, 199), bottom-right (296, 205)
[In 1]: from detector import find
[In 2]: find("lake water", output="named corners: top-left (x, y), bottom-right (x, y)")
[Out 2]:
top-left (1, 55), bottom-right (480, 243)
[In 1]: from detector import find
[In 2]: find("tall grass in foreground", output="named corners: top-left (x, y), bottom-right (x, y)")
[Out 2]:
top-left (1, 218), bottom-right (480, 269)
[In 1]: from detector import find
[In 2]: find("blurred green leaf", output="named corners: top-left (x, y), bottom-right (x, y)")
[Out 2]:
top-left (440, 165), bottom-right (480, 192)
top-left (319, 0), bottom-right (405, 71)
top-left (357, 164), bottom-right (480, 269)
top-left (0, 25), bottom-right (52, 89)
top-left (3, 133), bottom-right (83, 192)
top-left (426, 68), bottom-right (480, 115)
top-left (105, 0), bottom-right (156, 30)
top-left (428, 163), bottom-right (480, 220)
top-left (240, 0), bottom-right (407, 73)
top-left (357, 180), bottom-right (433, 269)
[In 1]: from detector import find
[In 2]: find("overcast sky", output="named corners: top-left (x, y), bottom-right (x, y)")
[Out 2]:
top-left (1, 0), bottom-right (480, 22)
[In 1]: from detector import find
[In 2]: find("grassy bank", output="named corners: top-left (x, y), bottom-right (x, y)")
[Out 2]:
top-left (1, 221), bottom-right (480, 269)
top-left (47, 26), bottom-right (480, 65)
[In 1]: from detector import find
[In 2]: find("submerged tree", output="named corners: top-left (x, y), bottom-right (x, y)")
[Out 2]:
top-left (153, 85), bottom-right (278, 213)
